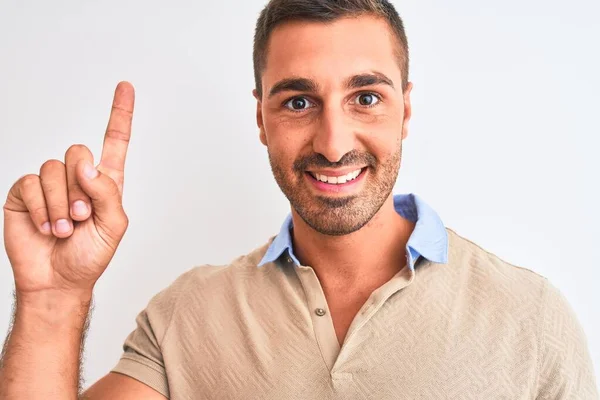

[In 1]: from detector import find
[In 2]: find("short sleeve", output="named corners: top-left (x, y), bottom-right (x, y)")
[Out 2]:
top-left (111, 269), bottom-right (195, 398)
top-left (536, 279), bottom-right (599, 399)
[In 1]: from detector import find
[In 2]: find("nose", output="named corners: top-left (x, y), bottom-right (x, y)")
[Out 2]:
top-left (311, 106), bottom-right (355, 163)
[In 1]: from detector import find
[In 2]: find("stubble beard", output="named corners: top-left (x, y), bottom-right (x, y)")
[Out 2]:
top-left (269, 140), bottom-right (403, 237)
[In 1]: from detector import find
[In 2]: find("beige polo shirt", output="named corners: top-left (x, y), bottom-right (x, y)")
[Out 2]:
top-left (112, 196), bottom-right (598, 399)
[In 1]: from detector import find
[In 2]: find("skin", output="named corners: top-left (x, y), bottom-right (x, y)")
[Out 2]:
top-left (0, 82), bottom-right (163, 399)
top-left (0, 13), bottom-right (414, 399)
top-left (254, 15), bottom-right (415, 344)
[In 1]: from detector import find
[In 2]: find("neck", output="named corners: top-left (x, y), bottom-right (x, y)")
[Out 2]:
top-left (291, 194), bottom-right (415, 290)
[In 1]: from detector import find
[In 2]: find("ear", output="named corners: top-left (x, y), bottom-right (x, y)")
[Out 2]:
top-left (401, 82), bottom-right (413, 140)
top-left (253, 89), bottom-right (268, 146)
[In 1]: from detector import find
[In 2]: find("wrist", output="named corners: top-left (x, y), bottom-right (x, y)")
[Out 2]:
top-left (15, 288), bottom-right (93, 327)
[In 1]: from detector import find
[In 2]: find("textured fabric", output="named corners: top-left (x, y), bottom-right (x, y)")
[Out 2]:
top-left (112, 206), bottom-right (598, 399)
top-left (258, 193), bottom-right (448, 269)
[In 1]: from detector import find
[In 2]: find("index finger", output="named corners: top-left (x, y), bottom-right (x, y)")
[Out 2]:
top-left (99, 81), bottom-right (135, 193)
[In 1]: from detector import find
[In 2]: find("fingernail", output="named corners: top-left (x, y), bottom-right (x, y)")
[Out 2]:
top-left (55, 219), bottom-right (71, 234)
top-left (84, 162), bottom-right (98, 180)
top-left (72, 200), bottom-right (88, 216)
top-left (41, 222), bottom-right (51, 232)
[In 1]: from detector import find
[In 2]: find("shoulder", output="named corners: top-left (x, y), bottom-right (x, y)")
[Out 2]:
top-left (444, 227), bottom-right (549, 300)
top-left (120, 239), bottom-right (276, 341)
top-left (421, 231), bottom-right (598, 396)
top-left (178, 238), bottom-right (274, 287)
top-left (535, 277), bottom-right (599, 397)
top-left (145, 238), bottom-right (277, 311)
top-left (412, 228), bottom-right (551, 336)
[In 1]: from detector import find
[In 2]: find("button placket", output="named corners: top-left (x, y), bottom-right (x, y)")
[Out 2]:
top-left (294, 265), bottom-right (340, 372)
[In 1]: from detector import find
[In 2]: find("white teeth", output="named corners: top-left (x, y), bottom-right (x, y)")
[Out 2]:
top-left (311, 168), bottom-right (363, 185)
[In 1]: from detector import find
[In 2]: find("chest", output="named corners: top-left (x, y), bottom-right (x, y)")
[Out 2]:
top-left (327, 293), bottom-right (371, 346)
top-left (162, 294), bottom-right (539, 400)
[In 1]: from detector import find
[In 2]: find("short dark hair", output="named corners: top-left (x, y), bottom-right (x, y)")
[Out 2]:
top-left (253, 0), bottom-right (410, 99)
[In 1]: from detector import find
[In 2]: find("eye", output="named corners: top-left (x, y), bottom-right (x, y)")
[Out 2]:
top-left (353, 92), bottom-right (381, 107)
top-left (284, 97), bottom-right (314, 112)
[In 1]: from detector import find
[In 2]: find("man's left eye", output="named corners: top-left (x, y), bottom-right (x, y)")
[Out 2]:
top-left (354, 93), bottom-right (380, 107)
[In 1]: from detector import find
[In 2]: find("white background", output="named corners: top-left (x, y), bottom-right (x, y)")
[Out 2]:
top-left (1, 0), bottom-right (598, 388)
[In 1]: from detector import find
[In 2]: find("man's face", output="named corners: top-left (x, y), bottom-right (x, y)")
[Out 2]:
top-left (254, 15), bottom-right (412, 236)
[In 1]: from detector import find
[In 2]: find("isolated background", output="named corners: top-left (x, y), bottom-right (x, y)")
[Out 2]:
top-left (1, 0), bottom-right (598, 387)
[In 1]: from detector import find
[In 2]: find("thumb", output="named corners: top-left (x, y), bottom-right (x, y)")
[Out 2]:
top-left (76, 160), bottom-right (128, 234)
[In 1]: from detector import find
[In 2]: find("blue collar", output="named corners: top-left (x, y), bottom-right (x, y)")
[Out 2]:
top-left (258, 193), bottom-right (448, 270)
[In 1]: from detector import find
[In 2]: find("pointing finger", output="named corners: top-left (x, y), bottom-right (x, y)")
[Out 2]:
top-left (99, 81), bottom-right (135, 195)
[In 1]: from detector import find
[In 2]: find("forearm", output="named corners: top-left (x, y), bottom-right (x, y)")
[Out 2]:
top-left (0, 290), bottom-right (93, 399)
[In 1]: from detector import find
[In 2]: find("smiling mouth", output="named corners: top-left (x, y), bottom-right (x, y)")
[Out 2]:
top-left (306, 167), bottom-right (367, 185)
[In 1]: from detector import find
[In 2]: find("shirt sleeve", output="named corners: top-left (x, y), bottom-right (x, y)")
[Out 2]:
top-left (535, 279), bottom-right (599, 399)
top-left (111, 269), bottom-right (195, 398)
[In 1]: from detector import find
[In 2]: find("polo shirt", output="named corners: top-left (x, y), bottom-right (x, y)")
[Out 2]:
top-left (111, 193), bottom-right (598, 399)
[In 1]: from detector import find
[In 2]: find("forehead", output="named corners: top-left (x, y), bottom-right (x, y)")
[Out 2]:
top-left (262, 15), bottom-right (402, 92)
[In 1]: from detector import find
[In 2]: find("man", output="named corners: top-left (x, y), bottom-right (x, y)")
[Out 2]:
top-left (0, 0), bottom-right (597, 398)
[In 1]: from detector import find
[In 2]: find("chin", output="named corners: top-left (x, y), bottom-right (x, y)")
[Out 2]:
top-left (293, 195), bottom-right (373, 236)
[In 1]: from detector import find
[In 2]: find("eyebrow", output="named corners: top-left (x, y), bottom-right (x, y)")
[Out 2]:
top-left (346, 72), bottom-right (395, 91)
top-left (267, 72), bottom-right (395, 99)
top-left (268, 77), bottom-right (317, 99)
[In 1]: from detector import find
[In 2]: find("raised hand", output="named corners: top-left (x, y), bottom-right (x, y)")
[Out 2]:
top-left (2, 82), bottom-right (135, 297)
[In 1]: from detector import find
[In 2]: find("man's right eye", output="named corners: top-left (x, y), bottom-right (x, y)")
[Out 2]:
top-left (284, 97), bottom-right (314, 112)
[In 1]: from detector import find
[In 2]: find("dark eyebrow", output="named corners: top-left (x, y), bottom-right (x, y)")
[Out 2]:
top-left (268, 78), bottom-right (319, 99)
top-left (345, 72), bottom-right (395, 90)
top-left (267, 71), bottom-right (395, 100)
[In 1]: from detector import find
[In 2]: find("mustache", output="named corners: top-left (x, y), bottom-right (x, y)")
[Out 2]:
top-left (293, 150), bottom-right (376, 172)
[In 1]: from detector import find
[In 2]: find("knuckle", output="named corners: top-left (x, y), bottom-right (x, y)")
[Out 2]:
top-left (113, 104), bottom-right (134, 117)
top-left (42, 183), bottom-right (65, 196)
top-left (29, 205), bottom-right (49, 220)
top-left (40, 159), bottom-right (64, 173)
top-left (122, 212), bottom-right (129, 228)
top-left (68, 181), bottom-right (84, 194)
top-left (19, 174), bottom-right (40, 189)
top-left (98, 209), bottom-right (129, 241)
top-left (47, 203), bottom-right (69, 215)
top-left (111, 217), bottom-right (129, 237)
top-left (118, 213), bottom-right (130, 235)
top-left (105, 128), bottom-right (130, 143)
top-left (65, 144), bottom-right (91, 159)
